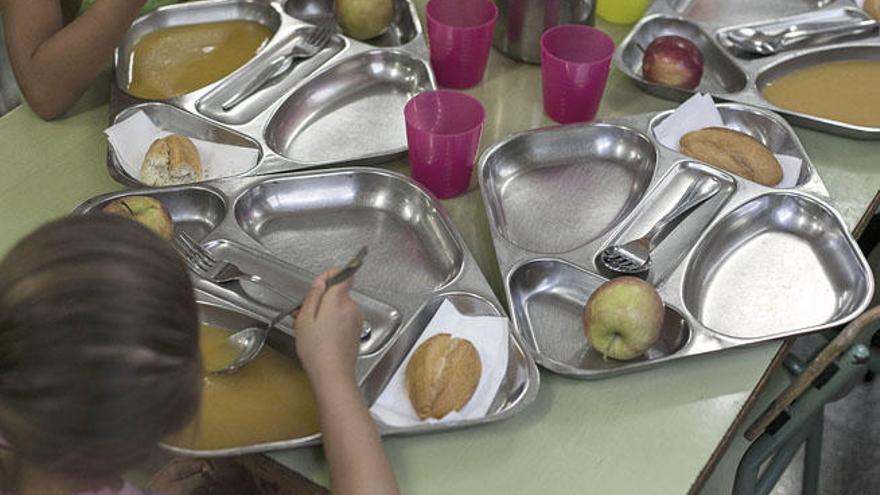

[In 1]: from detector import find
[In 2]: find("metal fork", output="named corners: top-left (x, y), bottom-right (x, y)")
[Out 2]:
top-left (598, 177), bottom-right (721, 278)
top-left (221, 21), bottom-right (335, 111)
top-left (175, 231), bottom-right (291, 302)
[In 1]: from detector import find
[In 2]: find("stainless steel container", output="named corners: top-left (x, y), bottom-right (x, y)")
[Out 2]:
top-left (492, 0), bottom-right (596, 63)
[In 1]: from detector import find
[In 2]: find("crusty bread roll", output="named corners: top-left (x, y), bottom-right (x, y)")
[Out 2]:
top-left (866, 0), bottom-right (880, 20)
top-left (140, 134), bottom-right (203, 186)
top-left (405, 334), bottom-right (482, 420)
top-left (680, 127), bottom-right (783, 187)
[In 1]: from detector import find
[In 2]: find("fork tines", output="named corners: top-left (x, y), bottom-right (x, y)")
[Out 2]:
top-left (174, 231), bottom-right (216, 273)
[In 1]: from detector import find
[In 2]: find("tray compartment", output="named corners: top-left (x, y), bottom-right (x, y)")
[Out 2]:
top-left (234, 171), bottom-right (464, 296)
top-left (197, 27), bottom-right (346, 125)
top-left (480, 124), bottom-right (657, 254)
top-left (618, 16), bottom-right (748, 101)
top-left (667, 0), bottom-right (825, 25)
top-left (649, 102), bottom-right (816, 186)
top-left (683, 193), bottom-right (872, 339)
top-left (755, 45), bottom-right (880, 135)
top-left (81, 187), bottom-right (226, 240)
top-left (594, 161), bottom-right (736, 284)
top-left (264, 50), bottom-right (433, 166)
top-left (111, 102), bottom-right (263, 185)
top-left (163, 301), bottom-right (321, 457)
top-left (115, 0), bottom-right (282, 98)
top-left (284, 0), bottom-right (419, 47)
top-left (507, 259), bottom-right (690, 378)
top-left (360, 292), bottom-right (535, 429)
top-left (200, 239), bottom-right (402, 356)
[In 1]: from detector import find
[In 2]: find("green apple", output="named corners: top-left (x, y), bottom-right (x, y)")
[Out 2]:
top-left (334, 0), bottom-right (394, 40)
top-left (583, 277), bottom-right (665, 360)
top-left (102, 195), bottom-right (174, 241)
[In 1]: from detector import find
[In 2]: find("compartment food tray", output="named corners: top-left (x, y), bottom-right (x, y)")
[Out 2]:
top-left (615, 0), bottom-right (880, 138)
top-left (478, 103), bottom-right (873, 379)
top-left (108, 0), bottom-right (435, 186)
top-left (75, 168), bottom-right (539, 455)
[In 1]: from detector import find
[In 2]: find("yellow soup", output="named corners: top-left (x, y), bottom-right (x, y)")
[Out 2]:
top-left (761, 60), bottom-right (880, 128)
top-left (128, 20), bottom-right (272, 100)
top-left (167, 325), bottom-right (320, 450)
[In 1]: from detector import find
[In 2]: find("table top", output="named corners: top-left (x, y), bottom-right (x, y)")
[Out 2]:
top-left (0, 8), bottom-right (878, 495)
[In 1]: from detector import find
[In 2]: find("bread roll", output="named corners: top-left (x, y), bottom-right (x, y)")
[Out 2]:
top-left (405, 334), bottom-right (481, 420)
top-left (866, 0), bottom-right (880, 20)
top-left (680, 127), bottom-right (783, 186)
top-left (140, 134), bottom-right (203, 186)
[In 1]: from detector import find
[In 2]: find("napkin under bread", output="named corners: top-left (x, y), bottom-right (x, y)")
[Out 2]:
top-left (370, 300), bottom-right (509, 427)
top-left (654, 93), bottom-right (803, 188)
top-left (105, 111), bottom-right (260, 184)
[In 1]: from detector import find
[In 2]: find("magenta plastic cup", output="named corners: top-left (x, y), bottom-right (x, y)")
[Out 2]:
top-left (426, 0), bottom-right (498, 89)
top-left (404, 90), bottom-right (485, 199)
top-left (540, 25), bottom-right (615, 124)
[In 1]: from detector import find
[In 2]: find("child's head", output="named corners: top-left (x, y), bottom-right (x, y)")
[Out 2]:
top-left (0, 214), bottom-right (201, 477)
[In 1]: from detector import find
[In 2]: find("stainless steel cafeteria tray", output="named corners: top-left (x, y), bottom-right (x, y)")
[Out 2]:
top-left (75, 167), bottom-right (539, 456)
top-left (107, 0), bottom-right (435, 186)
top-left (615, 0), bottom-right (880, 139)
top-left (478, 103), bottom-right (874, 379)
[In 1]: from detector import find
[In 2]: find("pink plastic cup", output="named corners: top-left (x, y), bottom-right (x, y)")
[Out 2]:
top-left (404, 90), bottom-right (485, 199)
top-left (426, 0), bottom-right (498, 89)
top-left (540, 25), bottom-right (615, 124)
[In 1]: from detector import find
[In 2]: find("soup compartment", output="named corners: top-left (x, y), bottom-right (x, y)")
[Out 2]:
top-left (115, 0), bottom-right (283, 99)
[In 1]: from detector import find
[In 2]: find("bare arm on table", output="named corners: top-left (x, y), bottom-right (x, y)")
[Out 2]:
top-left (0, 0), bottom-right (146, 120)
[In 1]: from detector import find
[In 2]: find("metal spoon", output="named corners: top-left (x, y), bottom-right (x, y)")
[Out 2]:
top-left (598, 178), bottom-right (721, 278)
top-left (724, 13), bottom-right (877, 56)
top-left (210, 246), bottom-right (368, 374)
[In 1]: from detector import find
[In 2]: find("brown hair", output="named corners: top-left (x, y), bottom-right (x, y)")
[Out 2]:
top-left (0, 214), bottom-right (201, 477)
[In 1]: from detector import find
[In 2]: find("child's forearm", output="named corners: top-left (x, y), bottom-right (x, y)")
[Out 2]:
top-left (310, 369), bottom-right (400, 495)
top-left (2, 0), bottom-right (146, 119)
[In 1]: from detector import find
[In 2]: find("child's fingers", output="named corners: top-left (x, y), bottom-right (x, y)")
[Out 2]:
top-left (298, 270), bottom-right (334, 324)
top-left (324, 274), bottom-right (355, 305)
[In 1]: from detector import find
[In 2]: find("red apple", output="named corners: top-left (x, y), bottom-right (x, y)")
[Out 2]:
top-left (642, 35), bottom-right (704, 90)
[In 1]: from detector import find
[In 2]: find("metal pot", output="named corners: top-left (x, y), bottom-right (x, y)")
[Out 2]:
top-left (492, 0), bottom-right (597, 64)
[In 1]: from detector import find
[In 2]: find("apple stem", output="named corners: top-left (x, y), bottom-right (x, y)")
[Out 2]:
top-left (636, 43), bottom-right (646, 55)
top-left (120, 200), bottom-right (134, 216)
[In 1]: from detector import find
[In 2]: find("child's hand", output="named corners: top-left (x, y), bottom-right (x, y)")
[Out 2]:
top-left (294, 270), bottom-right (364, 383)
top-left (146, 458), bottom-right (216, 495)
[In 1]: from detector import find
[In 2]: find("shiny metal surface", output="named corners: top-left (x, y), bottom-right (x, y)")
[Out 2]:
top-left (719, 8), bottom-right (877, 56)
top-left (75, 167), bottom-right (540, 455)
top-left (615, 0), bottom-right (880, 138)
top-left (264, 50), bottom-right (433, 166)
top-left (491, 0), bottom-right (596, 64)
top-left (480, 123), bottom-right (657, 254)
top-left (598, 176), bottom-right (721, 278)
top-left (109, 0), bottom-right (434, 187)
top-left (219, 21), bottom-right (336, 112)
top-left (210, 245), bottom-right (368, 374)
top-left (682, 192), bottom-right (871, 340)
top-left (478, 104), bottom-right (873, 379)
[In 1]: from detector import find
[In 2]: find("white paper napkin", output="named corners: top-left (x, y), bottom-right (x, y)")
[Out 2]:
top-left (370, 300), bottom-right (510, 427)
top-left (653, 93), bottom-right (802, 188)
top-left (105, 111), bottom-right (260, 184)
